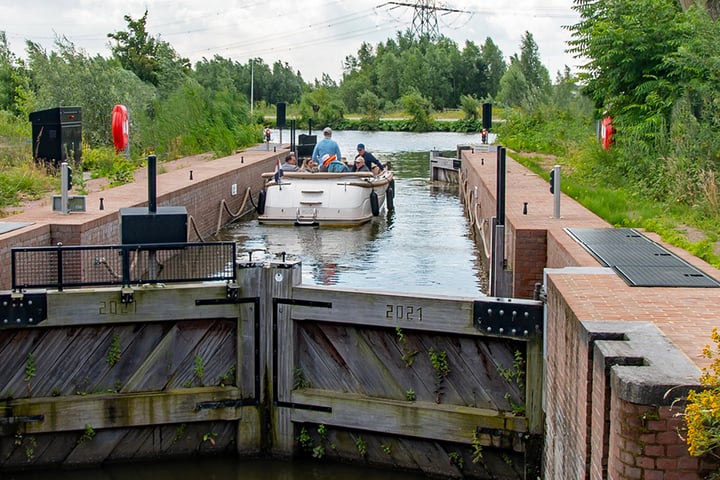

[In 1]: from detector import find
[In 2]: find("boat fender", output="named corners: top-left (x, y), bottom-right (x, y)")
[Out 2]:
top-left (386, 179), bottom-right (395, 211)
top-left (370, 190), bottom-right (379, 216)
top-left (257, 189), bottom-right (267, 215)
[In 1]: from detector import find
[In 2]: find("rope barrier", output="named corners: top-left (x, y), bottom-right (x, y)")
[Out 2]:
top-left (215, 187), bottom-right (254, 236)
top-left (188, 215), bottom-right (205, 243)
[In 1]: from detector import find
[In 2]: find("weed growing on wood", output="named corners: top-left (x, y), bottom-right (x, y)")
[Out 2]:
top-left (448, 451), bottom-right (464, 470)
top-left (106, 332), bottom-right (122, 367)
top-left (217, 366), bottom-right (236, 387)
top-left (497, 349), bottom-right (526, 414)
top-left (312, 424), bottom-right (332, 459)
top-left (78, 424), bottom-right (95, 444)
top-left (405, 389), bottom-right (416, 401)
top-left (685, 327), bottom-right (720, 459)
top-left (297, 427), bottom-right (313, 451)
top-left (395, 327), bottom-right (418, 367)
top-left (429, 348), bottom-right (450, 403)
top-left (293, 368), bottom-right (310, 390)
top-left (355, 435), bottom-right (367, 457)
top-left (381, 443), bottom-right (392, 455)
top-left (193, 354), bottom-right (205, 385)
top-left (471, 429), bottom-right (484, 464)
top-left (202, 431), bottom-right (218, 446)
top-left (24, 353), bottom-right (36, 383)
top-left (173, 424), bottom-right (186, 445)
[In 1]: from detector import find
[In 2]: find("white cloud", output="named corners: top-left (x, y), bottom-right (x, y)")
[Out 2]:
top-left (1, 0), bottom-right (580, 82)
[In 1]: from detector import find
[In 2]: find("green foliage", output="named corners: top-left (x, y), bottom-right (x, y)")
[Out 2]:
top-left (293, 368), bottom-right (310, 390)
top-left (297, 426), bottom-right (313, 451)
top-left (406, 389), bottom-right (416, 402)
top-left (217, 366), bottom-right (236, 387)
top-left (448, 451), bottom-right (464, 470)
top-left (355, 435), bottom-right (367, 457)
top-left (78, 424), bottom-right (96, 444)
top-left (395, 327), bottom-right (418, 367)
top-left (24, 352), bottom-right (36, 382)
top-left (202, 431), bottom-right (218, 445)
top-left (106, 331), bottom-right (122, 367)
top-left (193, 354), bottom-right (205, 383)
top-left (429, 347), bottom-right (450, 403)
top-left (460, 95), bottom-right (480, 121)
top-left (685, 328), bottom-right (720, 459)
top-left (401, 89), bottom-right (434, 132)
top-left (471, 429), bottom-right (484, 463)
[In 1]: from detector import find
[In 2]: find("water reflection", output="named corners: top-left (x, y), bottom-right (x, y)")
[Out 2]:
top-left (222, 148), bottom-right (487, 296)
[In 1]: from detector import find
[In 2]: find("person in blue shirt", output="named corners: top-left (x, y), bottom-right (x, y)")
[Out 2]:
top-left (356, 143), bottom-right (384, 173)
top-left (312, 127), bottom-right (342, 171)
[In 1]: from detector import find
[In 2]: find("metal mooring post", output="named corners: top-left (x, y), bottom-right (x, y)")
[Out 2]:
top-left (552, 165), bottom-right (561, 219)
top-left (491, 147), bottom-right (507, 297)
top-left (60, 162), bottom-right (70, 215)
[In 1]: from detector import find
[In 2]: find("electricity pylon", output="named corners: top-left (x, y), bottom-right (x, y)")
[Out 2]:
top-left (387, 1), bottom-right (471, 38)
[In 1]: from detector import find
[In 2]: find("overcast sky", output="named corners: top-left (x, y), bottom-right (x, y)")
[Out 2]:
top-left (0, 0), bottom-right (580, 83)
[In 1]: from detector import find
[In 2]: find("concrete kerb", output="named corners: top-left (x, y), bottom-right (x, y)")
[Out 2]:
top-left (583, 320), bottom-right (702, 405)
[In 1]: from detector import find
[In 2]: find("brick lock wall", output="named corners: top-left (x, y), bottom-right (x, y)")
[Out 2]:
top-left (510, 229), bottom-right (546, 299)
top-left (0, 225), bottom-right (52, 290)
top-left (607, 395), bottom-right (718, 480)
top-left (543, 277), bottom-right (593, 478)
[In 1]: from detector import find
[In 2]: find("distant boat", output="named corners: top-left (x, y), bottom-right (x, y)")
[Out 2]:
top-left (257, 170), bottom-right (395, 226)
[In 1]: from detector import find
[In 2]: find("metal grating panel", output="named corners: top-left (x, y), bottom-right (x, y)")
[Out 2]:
top-left (565, 228), bottom-right (720, 288)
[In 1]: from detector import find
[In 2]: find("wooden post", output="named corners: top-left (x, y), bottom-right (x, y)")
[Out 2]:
top-left (265, 257), bottom-right (302, 454)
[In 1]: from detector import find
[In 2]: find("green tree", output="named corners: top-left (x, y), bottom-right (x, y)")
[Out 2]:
top-left (481, 37), bottom-right (506, 98)
top-left (401, 88), bottom-right (433, 132)
top-left (518, 31), bottom-right (551, 100)
top-left (497, 60), bottom-right (529, 107)
top-left (107, 9), bottom-right (189, 88)
top-left (567, 0), bottom-right (686, 125)
top-left (0, 32), bottom-right (34, 116)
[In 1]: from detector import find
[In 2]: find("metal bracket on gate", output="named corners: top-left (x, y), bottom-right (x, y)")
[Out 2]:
top-left (473, 297), bottom-right (543, 338)
top-left (0, 291), bottom-right (48, 328)
top-left (120, 287), bottom-right (134, 304)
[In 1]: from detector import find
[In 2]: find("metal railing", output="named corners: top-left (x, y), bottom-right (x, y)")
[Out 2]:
top-left (11, 242), bottom-right (236, 290)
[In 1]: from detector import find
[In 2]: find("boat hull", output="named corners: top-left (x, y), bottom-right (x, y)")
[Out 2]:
top-left (258, 171), bottom-right (393, 226)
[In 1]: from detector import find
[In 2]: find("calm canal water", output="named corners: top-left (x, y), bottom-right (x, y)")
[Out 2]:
top-left (221, 130), bottom-right (489, 297)
top-left (13, 130), bottom-right (489, 480)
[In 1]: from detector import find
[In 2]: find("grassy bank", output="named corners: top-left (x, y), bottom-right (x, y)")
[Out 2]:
top-left (495, 106), bottom-right (720, 268)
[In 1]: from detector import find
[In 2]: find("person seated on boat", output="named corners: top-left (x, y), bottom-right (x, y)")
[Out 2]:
top-left (327, 154), bottom-right (349, 173)
top-left (281, 152), bottom-right (299, 171)
top-left (356, 144), bottom-right (384, 173)
top-left (312, 127), bottom-right (343, 168)
top-left (300, 158), bottom-right (318, 172)
top-left (351, 155), bottom-right (369, 172)
top-left (319, 153), bottom-right (332, 172)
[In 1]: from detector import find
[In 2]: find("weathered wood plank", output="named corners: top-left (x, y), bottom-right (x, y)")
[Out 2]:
top-left (291, 389), bottom-right (528, 445)
top-left (42, 284), bottom-right (239, 326)
top-left (291, 285), bottom-right (477, 335)
top-left (4, 387), bottom-right (247, 434)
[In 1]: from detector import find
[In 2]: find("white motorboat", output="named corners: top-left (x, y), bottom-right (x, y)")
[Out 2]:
top-left (257, 170), bottom-right (395, 226)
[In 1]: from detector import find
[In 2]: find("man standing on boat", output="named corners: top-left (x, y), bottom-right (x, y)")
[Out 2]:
top-left (356, 144), bottom-right (384, 173)
top-left (312, 127), bottom-right (342, 172)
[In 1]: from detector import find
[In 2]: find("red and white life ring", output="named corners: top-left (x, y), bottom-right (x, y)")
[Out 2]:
top-left (112, 104), bottom-right (129, 153)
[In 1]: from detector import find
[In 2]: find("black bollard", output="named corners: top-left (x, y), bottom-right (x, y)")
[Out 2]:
top-left (523, 202), bottom-right (528, 215)
top-left (99, 198), bottom-right (104, 210)
top-left (189, 170), bottom-right (193, 180)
